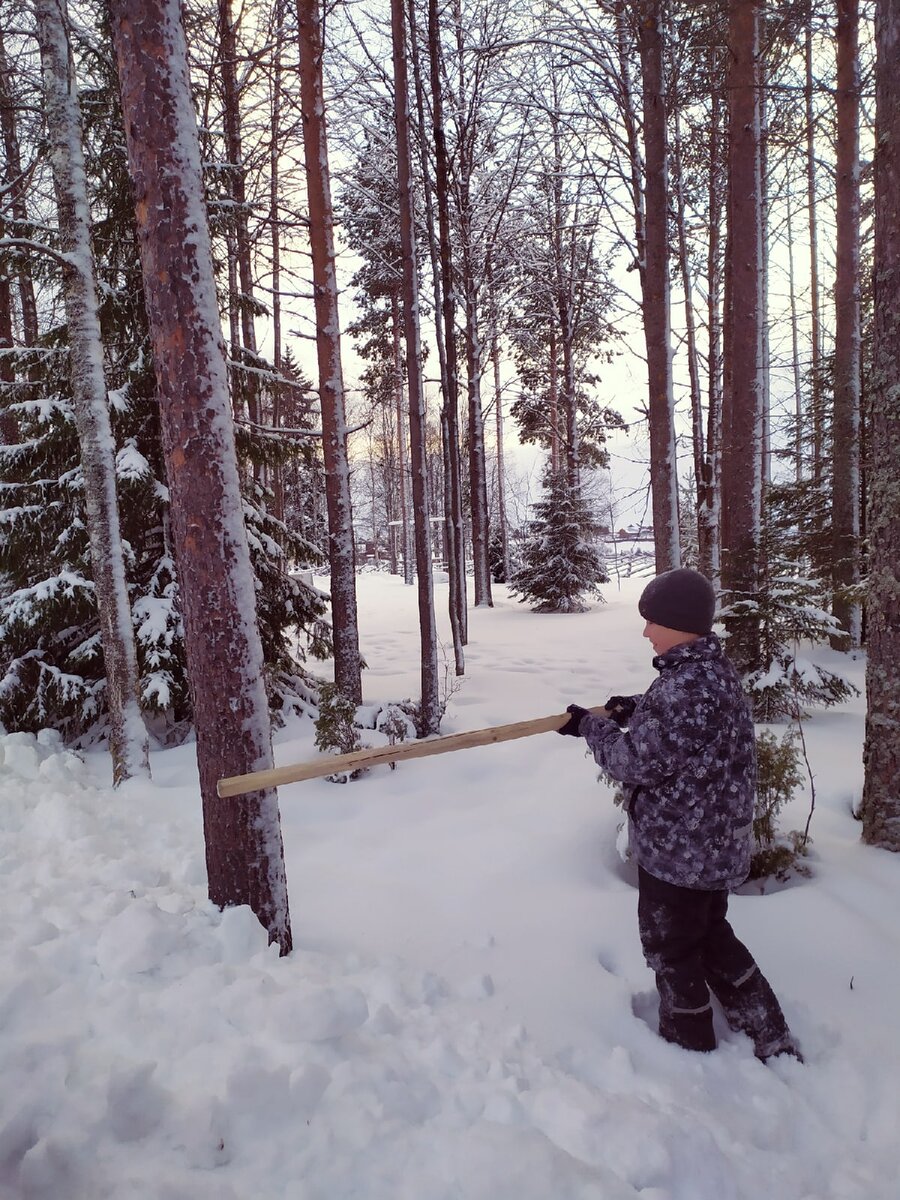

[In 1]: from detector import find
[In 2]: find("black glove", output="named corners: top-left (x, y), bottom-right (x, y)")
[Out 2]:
top-left (558, 703), bottom-right (590, 737)
top-left (604, 695), bottom-right (637, 727)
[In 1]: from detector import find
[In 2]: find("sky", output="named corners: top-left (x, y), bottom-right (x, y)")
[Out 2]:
top-left (2, 569), bottom-right (897, 1199)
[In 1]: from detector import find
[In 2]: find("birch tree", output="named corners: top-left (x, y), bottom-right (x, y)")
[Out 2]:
top-left (33, 0), bottom-right (148, 784)
top-left (860, 0), bottom-right (900, 851)
top-left (110, 0), bottom-right (292, 949)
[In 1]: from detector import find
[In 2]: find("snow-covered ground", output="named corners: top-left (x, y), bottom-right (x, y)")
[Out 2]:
top-left (2, 573), bottom-right (898, 1199)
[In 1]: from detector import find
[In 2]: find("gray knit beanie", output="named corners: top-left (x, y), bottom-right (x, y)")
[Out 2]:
top-left (638, 568), bottom-right (716, 635)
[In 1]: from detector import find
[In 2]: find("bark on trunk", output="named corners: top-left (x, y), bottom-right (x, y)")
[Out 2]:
top-left (721, 0), bottom-right (764, 674)
top-left (0, 29), bottom-right (39, 350)
top-left (638, 0), bottom-right (680, 571)
top-left (391, 0), bottom-right (441, 731)
top-left (703, 47), bottom-right (723, 581)
top-left (489, 286), bottom-right (510, 582)
top-left (831, 0), bottom-right (862, 647)
top-left (110, 0), bottom-right (291, 948)
top-left (860, 0), bottom-right (900, 850)
top-left (672, 106), bottom-right (706, 568)
top-left (269, 0), bottom-right (286, 522)
top-left (391, 291), bottom-right (413, 586)
top-left (219, 0), bottom-right (261, 433)
top-left (295, 0), bottom-right (362, 703)
top-left (463, 276), bottom-right (492, 607)
top-left (427, 0), bottom-right (467, 665)
top-left (785, 165), bottom-right (804, 482)
top-left (805, 10), bottom-right (825, 485)
top-left (35, 0), bottom-right (148, 785)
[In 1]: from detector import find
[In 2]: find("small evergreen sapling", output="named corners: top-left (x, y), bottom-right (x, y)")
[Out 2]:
top-left (314, 682), bottom-right (364, 782)
top-left (748, 729), bottom-right (811, 884)
top-left (722, 566), bottom-right (858, 722)
top-left (725, 483), bottom-right (860, 721)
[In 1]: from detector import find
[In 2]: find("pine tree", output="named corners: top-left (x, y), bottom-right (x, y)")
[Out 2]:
top-left (508, 469), bottom-right (607, 613)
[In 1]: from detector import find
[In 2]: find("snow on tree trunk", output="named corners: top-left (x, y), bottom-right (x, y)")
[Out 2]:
top-left (721, 0), bottom-right (764, 674)
top-left (391, 0), bottom-right (440, 732)
top-left (638, 0), bottom-right (680, 573)
top-left (831, 0), bottom-right (862, 648)
top-left (295, 0), bottom-right (362, 705)
top-left (34, 0), bottom-right (148, 786)
top-left (109, 0), bottom-right (292, 949)
top-left (860, 0), bottom-right (900, 851)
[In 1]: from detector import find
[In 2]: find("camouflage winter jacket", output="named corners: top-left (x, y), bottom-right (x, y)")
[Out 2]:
top-left (579, 633), bottom-right (755, 891)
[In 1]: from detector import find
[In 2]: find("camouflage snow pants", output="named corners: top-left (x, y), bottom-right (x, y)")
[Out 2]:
top-left (637, 866), bottom-right (796, 1059)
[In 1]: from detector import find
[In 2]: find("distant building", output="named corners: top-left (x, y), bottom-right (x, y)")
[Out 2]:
top-left (615, 523), bottom-right (655, 541)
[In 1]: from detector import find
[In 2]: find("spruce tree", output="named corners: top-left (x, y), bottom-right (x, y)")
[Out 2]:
top-left (508, 469), bottom-right (607, 613)
top-left (0, 11), bottom-right (329, 745)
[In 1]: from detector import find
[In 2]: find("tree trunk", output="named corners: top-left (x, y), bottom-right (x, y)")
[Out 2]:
top-left (427, 0), bottom-right (467, 665)
top-left (548, 324), bottom-right (560, 475)
top-left (295, 0), bottom-right (362, 703)
top-left (638, 0), bottom-right (680, 571)
top-left (463, 274), bottom-right (492, 607)
top-left (703, 46), bottom-right (723, 581)
top-left (672, 106), bottom-right (706, 567)
top-left (110, 0), bottom-right (291, 949)
top-left (860, 0), bottom-right (900, 850)
top-left (391, 0), bottom-right (441, 732)
top-left (759, 80), bottom-right (771, 498)
top-left (407, 0), bottom-right (463, 663)
top-left (0, 29), bottom-right (39, 350)
top-left (721, 0), bottom-right (764, 674)
top-left (831, 0), bottom-right (862, 647)
top-left (785, 163), bottom-right (804, 482)
top-left (219, 0), bottom-right (261, 434)
top-left (489, 283), bottom-right (510, 582)
top-left (35, 0), bottom-right (149, 786)
top-left (269, 0), bottom-right (286, 522)
top-left (805, 8), bottom-right (825, 485)
top-left (0, 210), bottom-right (16, 444)
top-left (391, 291), bottom-right (413, 586)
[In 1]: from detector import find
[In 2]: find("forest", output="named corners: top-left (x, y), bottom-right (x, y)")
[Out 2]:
top-left (0, 0), bottom-right (898, 950)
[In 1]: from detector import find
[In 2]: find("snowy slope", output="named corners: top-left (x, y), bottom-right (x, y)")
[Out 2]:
top-left (1, 574), bottom-right (898, 1199)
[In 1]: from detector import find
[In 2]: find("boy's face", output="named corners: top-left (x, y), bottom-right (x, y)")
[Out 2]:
top-left (642, 621), bottom-right (700, 655)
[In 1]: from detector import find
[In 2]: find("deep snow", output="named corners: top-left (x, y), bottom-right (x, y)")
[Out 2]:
top-left (1, 573), bottom-right (898, 1199)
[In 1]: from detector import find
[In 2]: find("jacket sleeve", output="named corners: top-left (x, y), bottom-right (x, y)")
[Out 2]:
top-left (580, 673), bottom-right (720, 788)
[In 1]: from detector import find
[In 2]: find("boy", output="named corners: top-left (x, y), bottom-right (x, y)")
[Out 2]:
top-left (559, 567), bottom-right (801, 1062)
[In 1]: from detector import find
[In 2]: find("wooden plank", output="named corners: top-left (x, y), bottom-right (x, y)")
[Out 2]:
top-left (216, 706), bottom-right (609, 798)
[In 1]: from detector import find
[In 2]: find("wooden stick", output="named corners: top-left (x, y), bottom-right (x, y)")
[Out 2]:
top-left (216, 706), bottom-right (609, 798)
